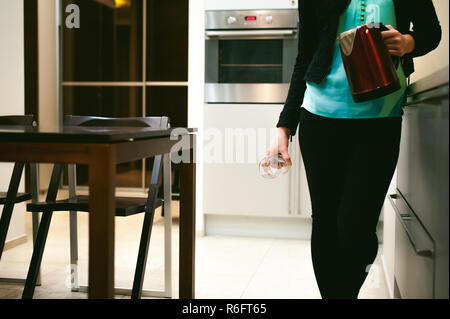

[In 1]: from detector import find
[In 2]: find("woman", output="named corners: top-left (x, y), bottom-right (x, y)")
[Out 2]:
top-left (268, 0), bottom-right (441, 299)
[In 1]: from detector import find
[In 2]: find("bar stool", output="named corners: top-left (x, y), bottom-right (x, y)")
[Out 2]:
top-left (25, 115), bottom-right (172, 299)
top-left (0, 115), bottom-right (41, 285)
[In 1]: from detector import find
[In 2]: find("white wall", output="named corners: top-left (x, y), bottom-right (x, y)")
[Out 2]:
top-left (410, 0), bottom-right (449, 83)
top-left (189, 0), bottom-right (206, 235)
top-left (0, 0), bottom-right (26, 243)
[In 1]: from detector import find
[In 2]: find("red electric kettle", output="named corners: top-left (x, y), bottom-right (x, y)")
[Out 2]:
top-left (339, 22), bottom-right (401, 103)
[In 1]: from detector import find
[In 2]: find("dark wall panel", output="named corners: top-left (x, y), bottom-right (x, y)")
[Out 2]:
top-left (147, 0), bottom-right (189, 81)
top-left (24, 0), bottom-right (39, 193)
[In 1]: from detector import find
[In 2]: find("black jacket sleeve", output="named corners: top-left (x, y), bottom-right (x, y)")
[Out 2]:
top-left (404, 0), bottom-right (442, 58)
top-left (276, 1), bottom-right (315, 137)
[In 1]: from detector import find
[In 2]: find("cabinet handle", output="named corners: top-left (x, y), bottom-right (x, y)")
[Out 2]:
top-left (388, 194), bottom-right (434, 258)
top-left (406, 85), bottom-right (449, 106)
top-left (405, 95), bottom-right (448, 106)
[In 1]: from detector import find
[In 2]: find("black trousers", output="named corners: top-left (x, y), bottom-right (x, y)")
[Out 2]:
top-left (298, 107), bottom-right (402, 299)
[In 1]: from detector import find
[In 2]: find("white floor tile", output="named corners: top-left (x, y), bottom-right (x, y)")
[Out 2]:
top-left (0, 210), bottom-right (390, 299)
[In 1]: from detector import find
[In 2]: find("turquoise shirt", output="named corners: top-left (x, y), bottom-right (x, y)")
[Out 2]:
top-left (301, 0), bottom-right (407, 119)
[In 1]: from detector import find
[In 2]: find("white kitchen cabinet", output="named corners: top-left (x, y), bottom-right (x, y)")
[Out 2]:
top-left (205, 0), bottom-right (298, 11)
top-left (203, 104), bottom-right (310, 218)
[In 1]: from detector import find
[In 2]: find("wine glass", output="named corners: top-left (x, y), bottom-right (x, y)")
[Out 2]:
top-left (259, 154), bottom-right (289, 179)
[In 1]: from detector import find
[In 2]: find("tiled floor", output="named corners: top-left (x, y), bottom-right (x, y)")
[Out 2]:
top-left (0, 202), bottom-right (390, 299)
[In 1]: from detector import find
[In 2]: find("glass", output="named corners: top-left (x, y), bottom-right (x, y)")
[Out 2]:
top-left (259, 154), bottom-right (289, 179)
top-left (62, 86), bottom-right (143, 188)
top-left (147, 0), bottom-right (189, 81)
top-left (62, 0), bottom-right (143, 82)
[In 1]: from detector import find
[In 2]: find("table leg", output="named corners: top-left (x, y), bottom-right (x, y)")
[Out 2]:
top-left (179, 145), bottom-right (196, 299)
top-left (68, 164), bottom-right (79, 290)
top-left (88, 145), bottom-right (116, 299)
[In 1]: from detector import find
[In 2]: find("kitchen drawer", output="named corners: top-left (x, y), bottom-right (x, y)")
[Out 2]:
top-left (398, 86), bottom-right (449, 236)
top-left (389, 193), bottom-right (435, 299)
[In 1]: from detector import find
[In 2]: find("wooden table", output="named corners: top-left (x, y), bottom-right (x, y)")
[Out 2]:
top-left (0, 125), bottom-right (196, 299)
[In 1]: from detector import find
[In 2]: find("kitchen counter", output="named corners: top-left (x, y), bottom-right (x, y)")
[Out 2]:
top-left (406, 66), bottom-right (449, 105)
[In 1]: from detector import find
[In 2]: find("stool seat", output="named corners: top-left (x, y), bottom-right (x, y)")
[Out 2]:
top-left (0, 192), bottom-right (32, 205)
top-left (27, 195), bottom-right (164, 217)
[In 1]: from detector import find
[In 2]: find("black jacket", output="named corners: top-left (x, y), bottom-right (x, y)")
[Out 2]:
top-left (277, 0), bottom-right (442, 136)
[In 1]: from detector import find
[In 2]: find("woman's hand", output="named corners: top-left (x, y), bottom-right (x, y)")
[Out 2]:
top-left (381, 25), bottom-right (415, 57)
top-left (267, 127), bottom-right (292, 166)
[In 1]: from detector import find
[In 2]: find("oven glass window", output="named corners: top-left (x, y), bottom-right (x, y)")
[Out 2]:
top-left (218, 39), bottom-right (283, 83)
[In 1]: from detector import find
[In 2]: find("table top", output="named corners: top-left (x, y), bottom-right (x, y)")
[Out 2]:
top-left (0, 125), bottom-right (196, 144)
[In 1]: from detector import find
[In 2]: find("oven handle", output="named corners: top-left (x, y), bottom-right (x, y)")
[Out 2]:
top-left (205, 29), bottom-right (297, 39)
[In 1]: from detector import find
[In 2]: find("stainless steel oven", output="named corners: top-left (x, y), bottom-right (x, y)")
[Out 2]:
top-left (202, 7), bottom-right (311, 232)
top-left (205, 9), bottom-right (299, 104)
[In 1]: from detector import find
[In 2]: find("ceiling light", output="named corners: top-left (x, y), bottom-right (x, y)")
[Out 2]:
top-left (115, 0), bottom-right (131, 8)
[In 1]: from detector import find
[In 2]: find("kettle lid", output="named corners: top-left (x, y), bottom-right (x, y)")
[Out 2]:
top-left (339, 27), bottom-right (357, 56)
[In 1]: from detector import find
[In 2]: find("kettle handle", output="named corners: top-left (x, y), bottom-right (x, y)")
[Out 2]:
top-left (379, 23), bottom-right (389, 32)
top-left (377, 22), bottom-right (400, 69)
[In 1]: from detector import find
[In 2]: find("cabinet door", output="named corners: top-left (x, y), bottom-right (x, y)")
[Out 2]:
top-left (398, 89), bottom-right (449, 237)
top-left (203, 104), bottom-right (291, 217)
top-left (147, 0), bottom-right (188, 81)
top-left (397, 87), bottom-right (449, 298)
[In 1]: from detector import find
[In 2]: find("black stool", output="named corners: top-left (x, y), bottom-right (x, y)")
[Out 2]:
top-left (25, 115), bottom-right (170, 299)
top-left (0, 115), bottom-right (41, 285)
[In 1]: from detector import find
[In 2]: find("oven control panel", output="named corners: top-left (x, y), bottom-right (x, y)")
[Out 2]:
top-left (206, 9), bottom-right (298, 30)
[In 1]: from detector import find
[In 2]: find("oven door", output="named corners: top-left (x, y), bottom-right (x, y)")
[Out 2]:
top-left (205, 29), bottom-right (298, 104)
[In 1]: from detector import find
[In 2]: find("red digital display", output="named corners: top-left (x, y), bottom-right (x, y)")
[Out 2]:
top-left (245, 16), bottom-right (257, 21)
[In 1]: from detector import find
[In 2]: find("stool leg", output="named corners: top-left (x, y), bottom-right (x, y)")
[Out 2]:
top-left (30, 163), bottom-right (42, 286)
top-left (131, 208), bottom-right (156, 299)
top-left (131, 156), bottom-right (162, 299)
top-left (0, 163), bottom-right (25, 259)
top-left (22, 163), bottom-right (63, 299)
top-left (22, 211), bottom-right (53, 299)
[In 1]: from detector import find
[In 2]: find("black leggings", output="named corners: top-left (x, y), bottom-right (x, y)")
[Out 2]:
top-left (299, 107), bottom-right (402, 299)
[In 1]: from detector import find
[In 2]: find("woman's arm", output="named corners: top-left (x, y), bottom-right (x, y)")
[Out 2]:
top-left (276, 0), bottom-right (315, 137)
top-left (404, 0), bottom-right (442, 58)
